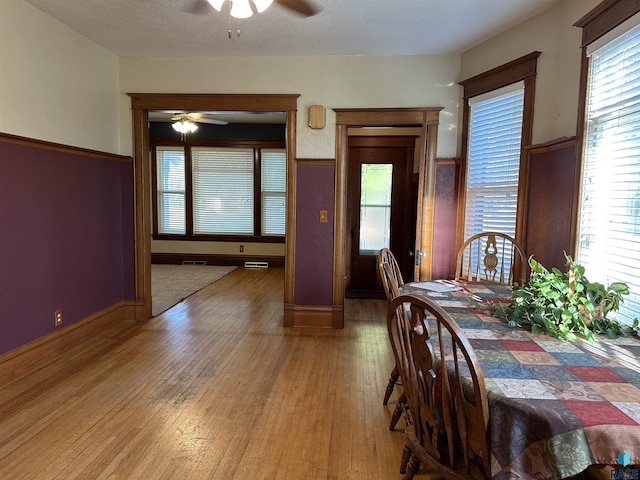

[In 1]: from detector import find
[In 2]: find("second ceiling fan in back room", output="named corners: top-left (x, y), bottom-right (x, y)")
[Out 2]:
top-left (186, 0), bottom-right (320, 19)
top-left (170, 112), bottom-right (228, 139)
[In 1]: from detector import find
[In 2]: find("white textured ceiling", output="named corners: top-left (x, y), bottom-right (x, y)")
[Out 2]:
top-left (23, 0), bottom-right (564, 57)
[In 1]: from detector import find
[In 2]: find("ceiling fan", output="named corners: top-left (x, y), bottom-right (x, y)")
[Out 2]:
top-left (186, 0), bottom-right (320, 18)
top-left (171, 112), bottom-right (229, 126)
top-left (168, 112), bottom-right (229, 137)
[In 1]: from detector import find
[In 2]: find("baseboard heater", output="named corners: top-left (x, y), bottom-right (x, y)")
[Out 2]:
top-left (244, 261), bottom-right (269, 269)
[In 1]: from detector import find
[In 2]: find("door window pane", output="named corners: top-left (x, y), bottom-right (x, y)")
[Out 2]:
top-left (359, 163), bottom-right (393, 254)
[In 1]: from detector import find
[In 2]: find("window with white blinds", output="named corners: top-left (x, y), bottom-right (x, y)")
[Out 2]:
top-left (261, 149), bottom-right (286, 236)
top-left (192, 147), bottom-right (254, 235)
top-left (464, 82), bottom-right (524, 240)
top-left (578, 21), bottom-right (640, 324)
top-left (154, 146), bottom-right (286, 238)
top-left (156, 147), bottom-right (186, 235)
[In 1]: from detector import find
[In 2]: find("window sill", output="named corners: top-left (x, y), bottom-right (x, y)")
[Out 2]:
top-left (152, 234), bottom-right (285, 244)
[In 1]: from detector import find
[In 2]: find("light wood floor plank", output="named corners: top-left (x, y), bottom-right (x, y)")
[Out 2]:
top-left (0, 267), bottom-right (436, 479)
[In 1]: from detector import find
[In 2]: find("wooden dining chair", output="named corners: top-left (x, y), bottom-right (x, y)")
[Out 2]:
top-left (455, 231), bottom-right (527, 285)
top-left (377, 248), bottom-right (407, 429)
top-left (387, 293), bottom-right (491, 480)
top-left (378, 247), bottom-right (405, 301)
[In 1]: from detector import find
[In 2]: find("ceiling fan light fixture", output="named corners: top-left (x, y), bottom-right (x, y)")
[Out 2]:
top-left (230, 0), bottom-right (253, 18)
top-left (172, 120), bottom-right (198, 134)
top-left (252, 0), bottom-right (273, 13)
top-left (206, 0), bottom-right (225, 11)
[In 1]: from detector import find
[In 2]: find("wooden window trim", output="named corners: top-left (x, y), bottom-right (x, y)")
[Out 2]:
top-left (457, 51), bottom-right (540, 253)
top-left (574, 0), bottom-right (640, 47)
top-left (254, 148), bottom-right (262, 237)
top-left (185, 147), bottom-right (194, 236)
top-left (152, 234), bottom-right (285, 244)
top-left (151, 147), bottom-right (160, 237)
top-left (149, 138), bottom-right (285, 149)
top-left (459, 51), bottom-right (540, 99)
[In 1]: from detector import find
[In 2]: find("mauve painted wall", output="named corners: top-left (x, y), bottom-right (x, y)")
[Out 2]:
top-left (294, 162), bottom-right (335, 306)
top-left (0, 140), bottom-right (135, 355)
top-left (432, 163), bottom-right (459, 279)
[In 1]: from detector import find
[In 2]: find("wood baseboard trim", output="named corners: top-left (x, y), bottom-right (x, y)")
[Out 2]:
top-left (130, 299), bottom-right (147, 322)
top-left (283, 304), bottom-right (344, 328)
top-left (151, 253), bottom-right (285, 268)
top-left (0, 301), bottom-right (137, 388)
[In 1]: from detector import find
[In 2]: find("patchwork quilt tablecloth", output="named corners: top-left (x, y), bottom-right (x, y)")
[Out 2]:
top-left (403, 281), bottom-right (640, 480)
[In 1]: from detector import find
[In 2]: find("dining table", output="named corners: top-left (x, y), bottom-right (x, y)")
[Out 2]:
top-left (401, 280), bottom-right (640, 480)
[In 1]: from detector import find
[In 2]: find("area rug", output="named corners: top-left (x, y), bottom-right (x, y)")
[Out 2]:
top-left (151, 264), bottom-right (236, 316)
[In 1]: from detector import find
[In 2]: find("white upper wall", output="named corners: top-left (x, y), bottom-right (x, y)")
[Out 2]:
top-left (119, 55), bottom-right (461, 159)
top-left (4, 0), bottom-right (598, 158)
top-left (460, 0), bottom-right (601, 146)
top-left (0, 0), bottom-right (120, 154)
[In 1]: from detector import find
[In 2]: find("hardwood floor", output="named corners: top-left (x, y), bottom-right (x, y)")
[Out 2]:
top-left (0, 267), bottom-right (423, 479)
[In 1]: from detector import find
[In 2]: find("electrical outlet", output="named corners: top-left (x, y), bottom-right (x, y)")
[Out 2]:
top-left (239, 245), bottom-right (244, 252)
top-left (54, 309), bottom-right (63, 327)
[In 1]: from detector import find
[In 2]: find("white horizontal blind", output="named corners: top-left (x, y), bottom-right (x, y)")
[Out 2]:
top-left (463, 83), bottom-right (524, 278)
top-left (464, 83), bottom-right (524, 237)
top-left (156, 147), bottom-right (186, 234)
top-left (578, 22), bottom-right (640, 324)
top-left (261, 149), bottom-right (286, 236)
top-left (192, 147), bottom-right (254, 235)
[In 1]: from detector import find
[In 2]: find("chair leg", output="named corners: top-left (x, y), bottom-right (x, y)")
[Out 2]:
top-left (383, 365), bottom-right (400, 405)
top-left (402, 452), bottom-right (420, 480)
top-left (400, 445), bottom-right (412, 474)
top-left (389, 391), bottom-right (406, 430)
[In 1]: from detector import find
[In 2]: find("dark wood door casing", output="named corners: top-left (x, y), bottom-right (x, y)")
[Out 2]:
top-left (333, 108), bottom-right (442, 324)
top-left (128, 93), bottom-right (299, 322)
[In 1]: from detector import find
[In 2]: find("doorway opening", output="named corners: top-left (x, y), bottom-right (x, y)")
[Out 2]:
top-left (333, 108), bottom-right (442, 324)
top-left (129, 93), bottom-right (299, 321)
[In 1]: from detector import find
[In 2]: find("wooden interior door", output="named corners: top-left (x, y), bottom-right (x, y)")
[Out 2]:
top-left (346, 136), bottom-right (416, 298)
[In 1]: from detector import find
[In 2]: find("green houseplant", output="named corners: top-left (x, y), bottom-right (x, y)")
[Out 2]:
top-left (492, 254), bottom-right (639, 341)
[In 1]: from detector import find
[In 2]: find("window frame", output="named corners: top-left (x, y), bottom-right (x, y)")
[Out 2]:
top-left (458, 52), bottom-right (540, 254)
top-left (260, 148), bottom-right (288, 237)
top-left (573, 0), bottom-right (640, 324)
top-left (155, 146), bottom-right (187, 235)
top-left (464, 82), bottom-right (525, 239)
top-left (151, 138), bottom-right (286, 243)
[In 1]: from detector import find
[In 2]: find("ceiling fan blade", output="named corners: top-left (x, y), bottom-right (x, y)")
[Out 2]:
top-left (184, 0), bottom-right (212, 16)
top-left (274, 0), bottom-right (319, 17)
top-left (198, 117), bottom-right (229, 125)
